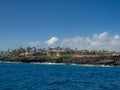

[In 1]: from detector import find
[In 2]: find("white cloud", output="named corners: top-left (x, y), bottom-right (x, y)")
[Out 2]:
top-left (61, 37), bottom-right (90, 50)
top-left (45, 37), bottom-right (59, 45)
top-left (60, 32), bottom-right (120, 51)
top-left (0, 41), bottom-right (41, 50)
top-left (28, 41), bottom-right (41, 47)
top-left (1, 32), bottom-right (120, 52)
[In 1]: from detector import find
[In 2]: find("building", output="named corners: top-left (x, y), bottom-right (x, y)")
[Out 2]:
top-left (47, 49), bottom-right (66, 56)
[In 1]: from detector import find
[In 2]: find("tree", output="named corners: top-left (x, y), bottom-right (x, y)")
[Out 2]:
top-left (32, 47), bottom-right (37, 53)
top-left (26, 46), bottom-right (32, 52)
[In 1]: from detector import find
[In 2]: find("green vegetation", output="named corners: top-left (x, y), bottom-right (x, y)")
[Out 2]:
top-left (60, 54), bottom-right (75, 58)
top-left (0, 46), bottom-right (120, 66)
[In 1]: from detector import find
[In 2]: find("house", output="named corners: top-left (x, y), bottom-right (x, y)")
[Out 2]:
top-left (20, 51), bottom-right (42, 56)
top-left (20, 51), bottom-right (30, 56)
top-left (47, 49), bottom-right (66, 56)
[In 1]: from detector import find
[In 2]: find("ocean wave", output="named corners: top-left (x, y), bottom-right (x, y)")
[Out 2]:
top-left (0, 61), bottom-right (118, 67)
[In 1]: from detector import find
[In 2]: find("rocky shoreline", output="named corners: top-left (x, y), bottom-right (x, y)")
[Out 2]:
top-left (0, 55), bottom-right (120, 66)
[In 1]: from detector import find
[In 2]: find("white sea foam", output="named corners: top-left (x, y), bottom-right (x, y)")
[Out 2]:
top-left (0, 61), bottom-right (116, 67)
top-left (0, 61), bottom-right (22, 64)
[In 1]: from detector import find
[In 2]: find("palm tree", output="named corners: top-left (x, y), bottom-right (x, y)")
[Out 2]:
top-left (26, 46), bottom-right (32, 53)
top-left (32, 47), bottom-right (37, 53)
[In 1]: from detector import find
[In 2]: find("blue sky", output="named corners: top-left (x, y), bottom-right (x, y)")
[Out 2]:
top-left (0, 0), bottom-right (120, 51)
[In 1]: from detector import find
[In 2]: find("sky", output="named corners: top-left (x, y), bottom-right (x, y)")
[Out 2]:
top-left (0, 0), bottom-right (120, 51)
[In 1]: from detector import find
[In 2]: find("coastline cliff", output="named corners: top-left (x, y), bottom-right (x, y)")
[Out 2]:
top-left (0, 54), bottom-right (120, 66)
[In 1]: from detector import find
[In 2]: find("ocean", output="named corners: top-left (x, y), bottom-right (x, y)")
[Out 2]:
top-left (0, 62), bottom-right (120, 90)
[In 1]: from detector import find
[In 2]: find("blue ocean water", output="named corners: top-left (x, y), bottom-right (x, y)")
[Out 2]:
top-left (0, 62), bottom-right (120, 90)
